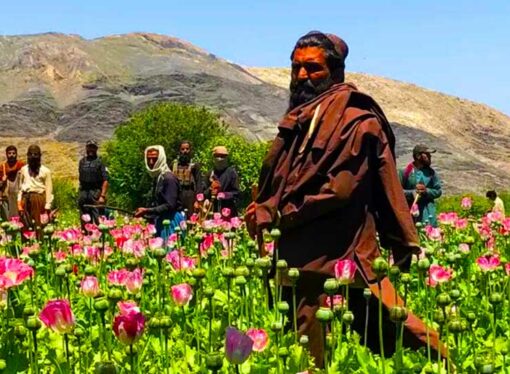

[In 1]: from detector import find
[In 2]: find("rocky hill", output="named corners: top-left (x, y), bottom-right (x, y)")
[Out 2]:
top-left (0, 32), bottom-right (509, 193)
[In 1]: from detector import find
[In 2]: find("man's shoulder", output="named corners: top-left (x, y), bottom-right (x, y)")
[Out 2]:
top-left (40, 165), bottom-right (51, 174)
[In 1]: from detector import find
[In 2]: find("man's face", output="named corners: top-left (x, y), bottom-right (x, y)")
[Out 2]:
top-left (179, 143), bottom-right (191, 155)
top-left (418, 152), bottom-right (432, 167)
top-left (86, 145), bottom-right (98, 158)
top-left (6, 150), bottom-right (17, 162)
top-left (146, 150), bottom-right (159, 170)
top-left (289, 46), bottom-right (333, 109)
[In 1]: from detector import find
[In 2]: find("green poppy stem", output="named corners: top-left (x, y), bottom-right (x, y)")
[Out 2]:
top-left (292, 284), bottom-right (298, 343)
top-left (32, 329), bottom-right (39, 374)
top-left (377, 279), bottom-right (385, 374)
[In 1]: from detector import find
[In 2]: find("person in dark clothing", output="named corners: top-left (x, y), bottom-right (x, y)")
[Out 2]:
top-left (135, 145), bottom-right (184, 238)
top-left (205, 146), bottom-right (240, 216)
top-left (170, 140), bottom-right (203, 217)
top-left (78, 140), bottom-right (108, 227)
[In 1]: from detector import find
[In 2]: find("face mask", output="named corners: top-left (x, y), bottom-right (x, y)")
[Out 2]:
top-left (178, 154), bottom-right (190, 164)
top-left (214, 157), bottom-right (228, 171)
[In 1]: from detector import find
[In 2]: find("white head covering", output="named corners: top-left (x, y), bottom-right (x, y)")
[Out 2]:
top-left (145, 145), bottom-right (170, 178)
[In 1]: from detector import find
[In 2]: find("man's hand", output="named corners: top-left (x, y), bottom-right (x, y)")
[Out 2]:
top-left (245, 201), bottom-right (257, 239)
top-left (416, 183), bottom-right (427, 195)
top-left (17, 201), bottom-right (24, 213)
top-left (134, 207), bottom-right (148, 218)
top-left (97, 195), bottom-right (106, 205)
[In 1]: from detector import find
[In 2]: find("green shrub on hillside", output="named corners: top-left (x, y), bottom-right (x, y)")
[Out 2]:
top-left (104, 103), bottom-right (269, 210)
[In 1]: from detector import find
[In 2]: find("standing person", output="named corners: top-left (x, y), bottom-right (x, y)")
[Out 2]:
top-left (205, 146), bottom-right (240, 216)
top-left (486, 190), bottom-right (505, 217)
top-left (399, 144), bottom-right (442, 227)
top-left (171, 140), bottom-right (203, 216)
top-left (78, 140), bottom-right (108, 226)
top-left (0, 146), bottom-right (25, 220)
top-left (245, 31), bottom-right (443, 364)
top-left (17, 145), bottom-right (53, 232)
top-left (134, 146), bottom-right (184, 238)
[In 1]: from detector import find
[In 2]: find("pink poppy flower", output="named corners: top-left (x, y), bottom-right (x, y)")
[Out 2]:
top-left (438, 212), bottom-right (458, 226)
top-left (477, 255), bottom-right (500, 272)
top-left (217, 192), bottom-right (225, 200)
top-left (107, 269), bottom-right (130, 286)
top-left (189, 213), bottom-right (199, 223)
top-left (455, 218), bottom-right (468, 230)
top-left (487, 211), bottom-right (504, 223)
top-left (125, 268), bottom-right (144, 294)
top-left (80, 276), bottom-right (100, 298)
top-left (113, 310), bottom-right (145, 345)
top-left (458, 243), bottom-right (470, 253)
top-left (246, 328), bottom-right (270, 352)
top-left (425, 225), bottom-right (442, 241)
top-left (196, 193), bottom-right (205, 202)
top-left (505, 263), bottom-right (510, 276)
top-left (230, 217), bottom-right (242, 229)
top-left (325, 294), bottom-right (345, 308)
top-left (0, 257), bottom-right (34, 289)
top-left (23, 231), bottom-right (36, 240)
top-left (166, 250), bottom-right (196, 271)
top-left (117, 301), bottom-right (140, 315)
top-left (149, 237), bottom-right (164, 250)
top-left (171, 283), bottom-right (193, 306)
top-left (39, 299), bottom-right (75, 334)
top-left (427, 264), bottom-right (452, 287)
top-left (264, 242), bottom-right (274, 256)
top-left (53, 251), bottom-right (68, 263)
top-left (9, 216), bottom-right (24, 228)
top-left (81, 214), bottom-right (91, 223)
top-left (334, 259), bottom-right (357, 285)
top-left (461, 197), bottom-right (472, 210)
top-left (40, 213), bottom-right (49, 225)
top-left (122, 239), bottom-right (145, 258)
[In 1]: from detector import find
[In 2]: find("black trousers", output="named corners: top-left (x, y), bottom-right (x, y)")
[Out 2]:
top-left (78, 189), bottom-right (103, 226)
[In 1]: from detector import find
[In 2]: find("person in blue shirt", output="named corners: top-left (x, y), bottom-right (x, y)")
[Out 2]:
top-left (399, 144), bottom-right (442, 227)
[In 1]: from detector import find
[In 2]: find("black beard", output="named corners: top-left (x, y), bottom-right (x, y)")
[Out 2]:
top-left (7, 157), bottom-right (16, 164)
top-left (288, 77), bottom-right (334, 111)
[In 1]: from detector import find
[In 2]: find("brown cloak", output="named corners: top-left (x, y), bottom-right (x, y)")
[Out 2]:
top-left (255, 83), bottom-right (444, 362)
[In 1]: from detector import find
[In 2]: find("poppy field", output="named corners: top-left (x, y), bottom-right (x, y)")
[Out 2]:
top-left (1, 197), bottom-right (510, 373)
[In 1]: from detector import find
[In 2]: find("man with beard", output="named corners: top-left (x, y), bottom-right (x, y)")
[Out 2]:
top-left (134, 146), bottom-right (184, 238)
top-left (0, 145), bottom-right (25, 220)
top-left (171, 140), bottom-right (203, 216)
top-left (399, 144), bottom-right (442, 227)
top-left (17, 145), bottom-right (53, 232)
top-left (245, 31), bottom-right (443, 365)
top-left (205, 146), bottom-right (240, 217)
top-left (78, 140), bottom-right (109, 227)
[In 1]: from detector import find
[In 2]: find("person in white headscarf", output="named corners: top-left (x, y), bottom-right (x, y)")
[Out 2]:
top-left (134, 145), bottom-right (183, 238)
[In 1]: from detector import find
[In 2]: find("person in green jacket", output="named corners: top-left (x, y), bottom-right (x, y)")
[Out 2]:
top-left (399, 144), bottom-right (442, 227)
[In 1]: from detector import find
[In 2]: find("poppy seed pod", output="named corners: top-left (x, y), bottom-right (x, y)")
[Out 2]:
top-left (288, 268), bottom-right (300, 283)
top-left (205, 353), bottom-right (223, 370)
top-left (389, 306), bottom-right (408, 322)
top-left (371, 257), bottom-right (388, 277)
top-left (276, 260), bottom-right (288, 270)
top-left (400, 273), bottom-right (412, 285)
top-left (271, 321), bottom-right (283, 332)
top-left (342, 310), bottom-right (355, 325)
top-left (299, 335), bottom-right (309, 345)
top-left (234, 266), bottom-right (249, 277)
top-left (489, 292), bottom-right (503, 305)
top-left (363, 288), bottom-right (372, 299)
top-left (436, 293), bottom-right (451, 307)
top-left (323, 278), bottom-right (339, 295)
top-left (277, 301), bottom-right (290, 314)
top-left (315, 307), bottom-right (334, 322)
top-left (270, 228), bottom-right (281, 240)
top-left (26, 316), bottom-right (41, 330)
top-left (417, 258), bottom-right (431, 272)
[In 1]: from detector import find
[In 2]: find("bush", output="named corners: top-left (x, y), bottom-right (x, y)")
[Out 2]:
top-left (52, 178), bottom-right (77, 213)
top-left (104, 103), bottom-right (269, 210)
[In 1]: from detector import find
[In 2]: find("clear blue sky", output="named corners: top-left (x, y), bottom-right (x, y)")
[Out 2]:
top-left (1, 0), bottom-right (509, 115)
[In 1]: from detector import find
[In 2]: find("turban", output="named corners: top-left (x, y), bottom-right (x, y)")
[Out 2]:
top-left (299, 31), bottom-right (349, 61)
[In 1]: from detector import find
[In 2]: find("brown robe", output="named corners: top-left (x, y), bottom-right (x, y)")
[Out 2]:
top-left (255, 83), bottom-right (444, 363)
